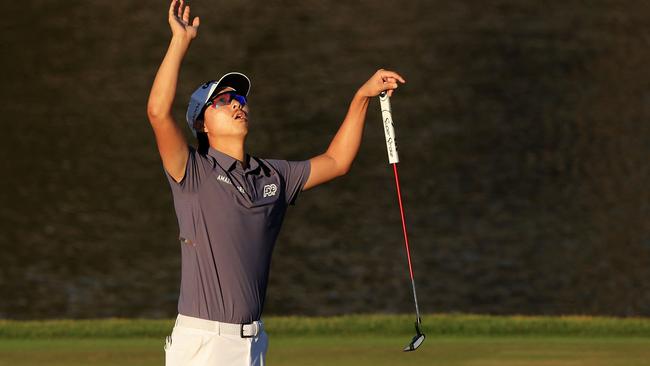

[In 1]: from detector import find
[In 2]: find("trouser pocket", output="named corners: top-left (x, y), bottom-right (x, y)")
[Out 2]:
top-left (164, 327), bottom-right (206, 365)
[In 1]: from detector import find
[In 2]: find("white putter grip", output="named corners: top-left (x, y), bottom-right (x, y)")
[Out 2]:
top-left (379, 92), bottom-right (400, 164)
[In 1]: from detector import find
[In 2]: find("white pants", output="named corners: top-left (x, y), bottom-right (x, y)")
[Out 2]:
top-left (164, 314), bottom-right (268, 366)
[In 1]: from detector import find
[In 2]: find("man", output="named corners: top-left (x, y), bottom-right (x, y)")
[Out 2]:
top-left (146, 1), bottom-right (405, 365)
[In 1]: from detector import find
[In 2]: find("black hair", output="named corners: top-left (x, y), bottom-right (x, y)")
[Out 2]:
top-left (197, 131), bottom-right (210, 155)
top-left (195, 86), bottom-right (231, 155)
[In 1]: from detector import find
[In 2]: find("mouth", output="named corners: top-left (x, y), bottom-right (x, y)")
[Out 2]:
top-left (233, 111), bottom-right (248, 122)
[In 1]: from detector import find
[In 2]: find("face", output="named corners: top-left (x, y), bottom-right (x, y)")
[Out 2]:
top-left (201, 87), bottom-right (250, 139)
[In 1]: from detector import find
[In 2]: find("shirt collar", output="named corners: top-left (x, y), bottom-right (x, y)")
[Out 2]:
top-left (207, 147), bottom-right (259, 173)
top-left (245, 154), bottom-right (260, 174)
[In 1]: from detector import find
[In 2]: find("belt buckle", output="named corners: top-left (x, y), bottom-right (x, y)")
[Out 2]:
top-left (240, 322), bottom-right (256, 338)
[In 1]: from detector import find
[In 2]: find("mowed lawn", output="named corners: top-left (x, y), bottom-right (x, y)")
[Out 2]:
top-left (1, 336), bottom-right (650, 366)
top-left (1, 315), bottom-right (650, 366)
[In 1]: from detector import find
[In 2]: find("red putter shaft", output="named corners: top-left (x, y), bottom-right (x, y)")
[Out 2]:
top-left (392, 163), bottom-right (415, 281)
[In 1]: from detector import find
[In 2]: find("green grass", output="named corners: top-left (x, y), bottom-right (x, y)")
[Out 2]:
top-left (1, 315), bottom-right (649, 366)
top-left (1, 314), bottom-right (650, 338)
top-left (1, 337), bottom-right (649, 366)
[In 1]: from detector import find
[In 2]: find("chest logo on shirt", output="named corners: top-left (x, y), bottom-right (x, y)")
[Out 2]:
top-left (263, 184), bottom-right (278, 197)
top-left (218, 174), bottom-right (246, 194)
top-left (217, 175), bottom-right (232, 185)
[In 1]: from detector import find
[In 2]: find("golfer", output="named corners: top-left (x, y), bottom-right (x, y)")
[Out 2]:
top-left (147, 1), bottom-right (404, 365)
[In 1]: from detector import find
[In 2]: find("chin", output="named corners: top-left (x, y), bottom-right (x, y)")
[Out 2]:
top-left (235, 127), bottom-right (248, 138)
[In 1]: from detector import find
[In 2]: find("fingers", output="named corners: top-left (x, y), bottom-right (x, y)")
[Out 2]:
top-left (359, 69), bottom-right (405, 98)
top-left (380, 76), bottom-right (399, 91)
top-left (378, 69), bottom-right (406, 84)
top-left (183, 4), bottom-right (191, 24)
top-left (376, 69), bottom-right (405, 97)
top-left (169, 0), bottom-right (177, 18)
top-left (169, 0), bottom-right (184, 23)
top-left (382, 80), bottom-right (399, 89)
top-left (169, 0), bottom-right (196, 28)
top-left (382, 76), bottom-right (399, 86)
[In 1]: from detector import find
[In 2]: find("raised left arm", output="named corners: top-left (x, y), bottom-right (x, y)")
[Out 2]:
top-left (303, 69), bottom-right (405, 190)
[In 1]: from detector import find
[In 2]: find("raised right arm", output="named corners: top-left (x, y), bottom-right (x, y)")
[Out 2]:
top-left (146, 0), bottom-right (200, 183)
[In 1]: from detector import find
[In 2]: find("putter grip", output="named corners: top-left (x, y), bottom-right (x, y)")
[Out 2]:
top-left (379, 92), bottom-right (400, 164)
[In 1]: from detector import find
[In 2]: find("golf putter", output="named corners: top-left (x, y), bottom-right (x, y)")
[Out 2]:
top-left (379, 91), bottom-right (426, 352)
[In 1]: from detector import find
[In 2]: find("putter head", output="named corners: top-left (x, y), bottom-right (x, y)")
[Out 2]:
top-left (403, 320), bottom-right (425, 352)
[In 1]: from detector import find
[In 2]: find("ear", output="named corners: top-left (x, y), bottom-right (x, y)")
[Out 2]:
top-left (194, 119), bottom-right (208, 133)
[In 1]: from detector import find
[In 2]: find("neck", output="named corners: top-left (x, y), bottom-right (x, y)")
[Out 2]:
top-left (209, 136), bottom-right (247, 168)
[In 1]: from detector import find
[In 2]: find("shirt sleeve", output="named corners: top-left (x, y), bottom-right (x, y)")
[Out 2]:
top-left (163, 145), bottom-right (207, 195)
top-left (267, 159), bottom-right (312, 205)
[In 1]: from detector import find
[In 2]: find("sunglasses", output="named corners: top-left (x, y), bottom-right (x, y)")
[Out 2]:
top-left (208, 91), bottom-right (247, 109)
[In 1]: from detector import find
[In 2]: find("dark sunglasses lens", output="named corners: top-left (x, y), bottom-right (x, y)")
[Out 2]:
top-left (211, 94), bottom-right (230, 107)
top-left (211, 92), bottom-right (246, 108)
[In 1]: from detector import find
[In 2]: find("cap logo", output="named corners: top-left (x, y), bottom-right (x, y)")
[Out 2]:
top-left (190, 104), bottom-right (202, 122)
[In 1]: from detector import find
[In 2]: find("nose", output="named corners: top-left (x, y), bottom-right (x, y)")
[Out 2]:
top-left (230, 100), bottom-right (243, 110)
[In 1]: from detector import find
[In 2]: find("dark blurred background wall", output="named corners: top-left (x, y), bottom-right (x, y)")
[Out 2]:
top-left (1, 0), bottom-right (649, 319)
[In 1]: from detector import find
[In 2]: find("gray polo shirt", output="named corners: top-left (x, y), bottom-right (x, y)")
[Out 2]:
top-left (164, 146), bottom-right (311, 324)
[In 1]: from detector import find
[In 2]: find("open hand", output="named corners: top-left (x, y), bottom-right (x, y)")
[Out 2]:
top-left (169, 0), bottom-right (200, 40)
top-left (357, 69), bottom-right (406, 98)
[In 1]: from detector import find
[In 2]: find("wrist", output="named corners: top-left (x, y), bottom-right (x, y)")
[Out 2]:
top-left (170, 34), bottom-right (192, 47)
top-left (354, 89), bottom-right (371, 100)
